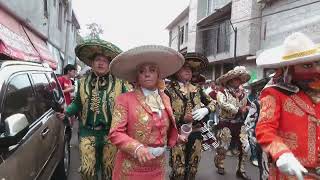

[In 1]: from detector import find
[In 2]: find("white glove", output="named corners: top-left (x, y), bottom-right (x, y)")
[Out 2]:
top-left (192, 108), bottom-right (209, 121)
top-left (147, 146), bottom-right (166, 157)
top-left (276, 153), bottom-right (307, 180)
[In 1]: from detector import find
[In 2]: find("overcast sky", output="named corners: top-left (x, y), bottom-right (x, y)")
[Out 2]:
top-left (73, 0), bottom-right (189, 51)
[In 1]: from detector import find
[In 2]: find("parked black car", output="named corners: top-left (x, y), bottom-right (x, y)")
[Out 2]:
top-left (0, 60), bottom-right (70, 180)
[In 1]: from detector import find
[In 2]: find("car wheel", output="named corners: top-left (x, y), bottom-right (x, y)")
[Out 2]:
top-left (51, 140), bottom-right (70, 180)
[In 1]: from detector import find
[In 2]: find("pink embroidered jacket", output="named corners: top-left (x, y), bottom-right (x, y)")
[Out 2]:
top-left (108, 89), bottom-right (178, 179)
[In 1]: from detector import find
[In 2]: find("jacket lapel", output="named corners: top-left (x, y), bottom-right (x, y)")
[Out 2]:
top-left (290, 92), bottom-right (316, 117)
top-left (160, 91), bottom-right (177, 128)
top-left (134, 89), bottom-right (153, 115)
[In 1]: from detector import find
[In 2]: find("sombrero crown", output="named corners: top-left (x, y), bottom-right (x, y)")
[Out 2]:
top-left (75, 38), bottom-right (122, 66)
top-left (216, 66), bottom-right (251, 85)
top-left (257, 32), bottom-right (320, 68)
top-left (184, 52), bottom-right (209, 71)
top-left (110, 45), bottom-right (185, 82)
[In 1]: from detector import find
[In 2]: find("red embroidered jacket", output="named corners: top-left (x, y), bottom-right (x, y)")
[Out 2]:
top-left (256, 87), bottom-right (320, 179)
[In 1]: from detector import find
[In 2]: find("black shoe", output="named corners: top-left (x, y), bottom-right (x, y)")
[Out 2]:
top-left (217, 168), bottom-right (225, 175)
top-left (236, 171), bottom-right (250, 180)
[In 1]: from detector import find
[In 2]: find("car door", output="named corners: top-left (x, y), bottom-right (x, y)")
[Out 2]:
top-left (30, 73), bottom-right (60, 178)
top-left (0, 73), bottom-right (45, 180)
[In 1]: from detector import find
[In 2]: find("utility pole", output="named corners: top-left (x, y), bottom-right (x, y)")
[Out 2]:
top-left (64, 0), bottom-right (72, 67)
top-left (229, 20), bottom-right (237, 67)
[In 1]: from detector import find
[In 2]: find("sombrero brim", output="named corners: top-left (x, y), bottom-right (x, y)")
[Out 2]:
top-left (75, 39), bottom-right (122, 66)
top-left (216, 71), bottom-right (250, 85)
top-left (184, 52), bottom-right (209, 70)
top-left (110, 45), bottom-right (185, 82)
top-left (257, 45), bottom-right (320, 68)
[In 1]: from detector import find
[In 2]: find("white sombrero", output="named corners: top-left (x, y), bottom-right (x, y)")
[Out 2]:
top-left (216, 66), bottom-right (251, 86)
top-left (257, 32), bottom-right (320, 68)
top-left (110, 45), bottom-right (185, 82)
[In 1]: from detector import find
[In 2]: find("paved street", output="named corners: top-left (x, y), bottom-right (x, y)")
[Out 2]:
top-left (68, 122), bottom-right (259, 180)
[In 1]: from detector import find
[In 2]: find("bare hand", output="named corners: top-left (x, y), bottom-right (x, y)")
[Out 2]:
top-left (184, 113), bottom-right (194, 123)
top-left (240, 106), bottom-right (249, 113)
top-left (136, 147), bottom-right (155, 164)
top-left (56, 112), bottom-right (65, 121)
top-left (177, 134), bottom-right (188, 144)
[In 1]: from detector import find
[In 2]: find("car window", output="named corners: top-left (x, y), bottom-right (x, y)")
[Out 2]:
top-left (46, 72), bottom-right (64, 103)
top-left (31, 73), bottom-right (53, 115)
top-left (2, 74), bottom-right (38, 124)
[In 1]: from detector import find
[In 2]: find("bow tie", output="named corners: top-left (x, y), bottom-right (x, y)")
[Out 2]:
top-left (145, 92), bottom-right (165, 112)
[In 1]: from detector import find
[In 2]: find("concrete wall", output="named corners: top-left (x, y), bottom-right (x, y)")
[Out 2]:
top-left (230, 0), bottom-right (261, 57)
top-left (260, 0), bottom-right (320, 50)
top-left (0, 0), bottom-right (48, 36)
top-left (47, 0), bottom-right (67, 51)
top-left (0, 0), bottom-right (79, 71)
top-left (168, 15), bottom-right (189, 51)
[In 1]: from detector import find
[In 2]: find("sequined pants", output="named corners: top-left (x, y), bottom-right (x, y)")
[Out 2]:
top-left (78, 128), bottom-right (117, 180)
top-left (214, 121), bottom-right (248, 173)
top-left (170, 131), bottom-right (202, 180)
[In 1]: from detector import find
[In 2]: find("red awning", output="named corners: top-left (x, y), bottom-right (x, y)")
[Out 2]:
top-left (24, 28), bottom-right (58, 69)
top-left (0, 8), bottom-right (40, 62)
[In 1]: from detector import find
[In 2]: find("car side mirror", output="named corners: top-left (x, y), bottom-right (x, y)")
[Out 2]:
top-left (0, 113), bottom-right (29, 148)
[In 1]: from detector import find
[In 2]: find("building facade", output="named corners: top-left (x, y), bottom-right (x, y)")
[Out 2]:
top-left (257, 0), bottom-right (320, 76)
top-left (168, 0), bottom-right (320, 81)
top-left (0, 0), bottom-right (80, 74)
top-left (167, 0), bottom-right (262, 81)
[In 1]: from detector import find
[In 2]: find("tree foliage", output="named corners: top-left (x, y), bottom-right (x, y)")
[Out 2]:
top-left (86, 23), bottom-right (104, 39)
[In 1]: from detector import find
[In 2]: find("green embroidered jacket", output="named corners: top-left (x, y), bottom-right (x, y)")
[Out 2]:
top-left (66, 72), bottom-right (128, 134)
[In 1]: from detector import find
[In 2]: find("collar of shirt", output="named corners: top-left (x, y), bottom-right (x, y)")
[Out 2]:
top-left (141, 87), bottom-right (164, 116)
top-left (141, 87), bottom-right (159, 96)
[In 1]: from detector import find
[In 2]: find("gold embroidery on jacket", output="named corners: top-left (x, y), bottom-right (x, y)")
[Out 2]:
top-left (300, 116), bottom-right (317, 165)
top-left (259, 95), bottom-right (276, 121)
top-left (283, 99), bottom-right (305, 117)
top-left (111, 104), bottom-right (126, 129)
top-left (265, 140), bottom-right (289, 157)
top-left (291, 95), bottom-right (316, 116)
top-left (278, 131), bottom-right (298, 150)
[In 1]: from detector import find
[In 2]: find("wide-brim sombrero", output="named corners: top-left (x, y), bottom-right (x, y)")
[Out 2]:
top-left (110, 45), bottom-right (185, 82)
top-left (75, 39), bottom-right (122, 66)
top-left (216, 66), bottom-right (251, 85)
top-left (257, 32), bottom-right (320, 68)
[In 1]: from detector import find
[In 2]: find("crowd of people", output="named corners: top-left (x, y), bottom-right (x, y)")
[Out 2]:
top-left (55, 31), bottom-right (320, 180)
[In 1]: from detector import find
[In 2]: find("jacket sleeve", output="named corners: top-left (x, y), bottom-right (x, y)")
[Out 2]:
top-left (108, 94), bottom-right (143, 157)
top-left (216, 90), bottom-right (239, 115)
top-left (255, 87), bottom-right (291, 161)
top-left (65, 79), bottom-right (82, 116)
top-left (200, 88), bottom-right (216, 112)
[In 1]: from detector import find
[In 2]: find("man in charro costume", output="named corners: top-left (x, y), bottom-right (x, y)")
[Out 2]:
top-left (255, 32), bottom-right (320, 180)
top-left (214, 66), bottom-right (251, 179)
top-left (57, 39), bottom-right (128, 180)
top-left (165, 52), bottom-right (216, 180)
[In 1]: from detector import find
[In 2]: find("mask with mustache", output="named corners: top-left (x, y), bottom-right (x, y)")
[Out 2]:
top-left (292, 71), bottom-right (320, 92)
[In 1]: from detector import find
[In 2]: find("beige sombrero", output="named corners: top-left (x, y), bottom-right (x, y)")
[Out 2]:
top-left (110, 45), bottom-right (185, 82)
top-left (257, 32), bottom-right (320, 68)
top-left (216, 66), bottom-right (251, 85)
